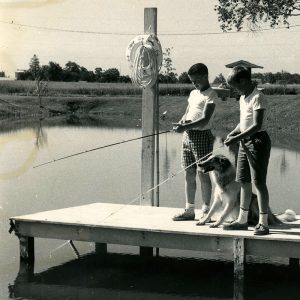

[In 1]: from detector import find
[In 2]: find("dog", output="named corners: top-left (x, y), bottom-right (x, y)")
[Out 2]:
top-left (196, 154), bottom-right (296, 228)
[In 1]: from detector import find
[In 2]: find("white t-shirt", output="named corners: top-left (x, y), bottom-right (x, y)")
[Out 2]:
top-left (240, 88), bottom-right (267, 132)
top-left (185, 87), bottom-right (218, 130)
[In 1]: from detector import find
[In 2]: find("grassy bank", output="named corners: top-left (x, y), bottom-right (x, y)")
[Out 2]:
top-left (0, 94), bottom-right (299, 145)
top-left (0, 80), bottom-right (299, 97)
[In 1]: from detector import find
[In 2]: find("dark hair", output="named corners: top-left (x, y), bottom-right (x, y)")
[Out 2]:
top-left (227, 66), bottom-right (251, 84)
top-left (188, 63), bottom-right (208, 76)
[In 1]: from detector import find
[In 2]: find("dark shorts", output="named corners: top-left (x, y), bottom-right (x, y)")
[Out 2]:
top-left (181, 129), bottom-right (214, 169)
top-left (236, 131), bottom-right (271, 184)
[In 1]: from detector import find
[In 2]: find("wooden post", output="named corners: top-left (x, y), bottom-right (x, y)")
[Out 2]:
top-left (95, 243), bottom-right (107, 255)
top-left (17, 235), bottom-right (35, 283)
top-left (155, 82), bottom-right (160, 208)
top-left (233, 238), bottom-right (245, 300)
top-left (289, 257), bottom-right (299, 268)
top-left (140, 246), bottom-right (153, 257)
top-left (19, 236), bottom-right (34, 263)
top-left (141, 7), bottom-right (158, 206)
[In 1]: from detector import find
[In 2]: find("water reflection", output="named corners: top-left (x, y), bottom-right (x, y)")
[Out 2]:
top-left (34, 119), bottom-right (48, 150)
top-left (280, 150), bottom-right (288, 176)
top-left (9, 253), bottom-right (235, 300)
top-left (9, 252), bottom-right (300, 300)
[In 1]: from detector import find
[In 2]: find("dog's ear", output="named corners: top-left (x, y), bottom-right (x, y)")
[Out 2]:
top-left (219, 157), bottom-right (231, 170)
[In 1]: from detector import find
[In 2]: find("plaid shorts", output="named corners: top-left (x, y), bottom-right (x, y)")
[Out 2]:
top-left (181, 129), bottom-right (214, 169)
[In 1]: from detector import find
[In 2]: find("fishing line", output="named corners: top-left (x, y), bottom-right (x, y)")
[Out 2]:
top-left (100, 144), bottom-right (224, 223)
top-left (33, 130), bottom-right (171, 168)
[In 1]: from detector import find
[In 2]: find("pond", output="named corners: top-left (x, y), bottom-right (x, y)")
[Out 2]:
top-left (1, 119), bottom-right (300, 299)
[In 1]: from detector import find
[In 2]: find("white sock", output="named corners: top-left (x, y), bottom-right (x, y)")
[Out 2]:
top-left (201, 204), bottom-right (209, 213)
top-left (259, 213), bottom-right (268, 226)
top-left (186, 203), bottom-right (195, 212)
top-left (237, 208), bottom-right (249, 223)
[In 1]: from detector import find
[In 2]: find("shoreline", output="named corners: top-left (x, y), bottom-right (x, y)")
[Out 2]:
top-left (0, 94), bottom-right (299, 150)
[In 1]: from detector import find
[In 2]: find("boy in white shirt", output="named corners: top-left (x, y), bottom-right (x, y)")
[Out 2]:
top-left (172, 63), bottom-right (217, 222)
top-left (224, 66), bottom-right (271, 235)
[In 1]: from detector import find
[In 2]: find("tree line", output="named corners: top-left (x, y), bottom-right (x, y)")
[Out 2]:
top-left (16, 53), bottom-right (186, 83)
top-left (15, 54), bottom-right (300, 85)
top-left (213, 72), bottom-right (300, 85)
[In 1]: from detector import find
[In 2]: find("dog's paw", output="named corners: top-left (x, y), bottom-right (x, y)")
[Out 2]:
top-left (196, 219), bottom-right (208, 226)
top-left (209, 222), bottom-right (220, 228)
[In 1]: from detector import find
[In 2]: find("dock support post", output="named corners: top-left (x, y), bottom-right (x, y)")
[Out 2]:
top-left (140, 246), bottom-right (153, 257)
top-left (95, 243), bottom-right (107, 255)
top-left (233, 238), bottom-right (245, 300)
top-left (19, 236), bottom-right (34, 263)
top-left (17, 235), bottom-right (35, 282)
top-left (289, 258), bottom-right (299, 268)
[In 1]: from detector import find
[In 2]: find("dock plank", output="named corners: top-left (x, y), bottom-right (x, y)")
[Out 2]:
top-left (10, 202), bottom-right (300, 242)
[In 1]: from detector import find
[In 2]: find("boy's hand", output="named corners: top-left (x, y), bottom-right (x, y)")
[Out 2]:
top-left (227, 131), bottom-right (240, 138)
top-left (172, 123), bottom-right (186, 133)
top-left (224, 135), bottom-right (240, 146)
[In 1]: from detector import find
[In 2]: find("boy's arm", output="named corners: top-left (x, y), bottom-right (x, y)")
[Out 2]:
top-left (176, 103), bottom-right (215, 131)
top-left (224, 109), bottom-right (264, 145)
top-left (227, 124), bottom-right (241, 137)
top-left (179, 104), bottom-right (190, 124)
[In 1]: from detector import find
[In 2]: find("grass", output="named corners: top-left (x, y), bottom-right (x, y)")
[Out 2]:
top-left (0, 80), bottom-right (299, 97)
top-left (0, 93), bottom-right (299, 149)
top-left (0, 80), bottom-right (194, 97)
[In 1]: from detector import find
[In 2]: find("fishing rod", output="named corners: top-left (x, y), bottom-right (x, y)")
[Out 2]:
top-left (33, 130), bottom-right (171, 168)
top-left (100, 144), bottom-right (225, 222)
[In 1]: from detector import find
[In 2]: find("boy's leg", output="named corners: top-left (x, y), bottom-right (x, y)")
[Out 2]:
top-left (194, 130), bottom-right (214, 213)
top-left (247, 132), bottom-right (271, 235)
top-left (173, 132), bottom-right (196, 221)
top-left (254, 181), bottom-right (269, 227)
top-left (185, 167), bottom-right (197, 206)
top-left (223, 143), bottom-right (251, 230)
top-left (172, 167), bottom-right (196, 221)
top-left (237, 182), bottom-right (252, 223)
top-left (198, 171), bottom-right (212, 213)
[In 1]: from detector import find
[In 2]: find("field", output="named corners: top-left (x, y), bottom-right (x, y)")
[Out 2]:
top-left (0, 80), bottom-right (299, 97)
top-left (0, 80), bottom-right (299, 149)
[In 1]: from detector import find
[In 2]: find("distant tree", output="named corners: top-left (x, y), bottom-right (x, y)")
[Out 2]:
top-left (34, 65), bottom-right (49, 108)
top-left (158, 73), bottom-right (168, 83)
top-left (29, 54), bottom-right (41, 79)
top-left (178, 72), bottom-right (191, 84)
top-left (161, 47), bottom-right (178, 83)
top-left (16, 70), bottom-right (33, 80)
top-left (47, 61), bottom-right (63, 81)
top-left (0, 71), bottom-right (5, 77)
top-left (101, 68), bottom-right (120, 82)
top-left (251, 71), bottom-right (300, 84)
top-left (118, 75), bottom-right (131, 83)
top-left (63, 61), bottom-right (81, 81)
top-left (215, 0), bottom-right (300, 31)
top-left (264, 72), bottom-right (276, 84)
top-left (213, 73), bottom-right (226, 85)
top-left (79, 66), bottom-right (95, 82)
top-left (94, 67), bottom-right (103, 82)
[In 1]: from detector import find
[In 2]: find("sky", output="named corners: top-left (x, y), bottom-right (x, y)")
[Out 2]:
top-left (0, 0), bottom-right (300, 80)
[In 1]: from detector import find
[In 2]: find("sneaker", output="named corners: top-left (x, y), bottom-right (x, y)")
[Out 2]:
top-left (254, 224), bottom-right (269, 235)
top-left (172, 209), bottom-right (195, 221)
top-left (223, 221), bottom-right (248, 231)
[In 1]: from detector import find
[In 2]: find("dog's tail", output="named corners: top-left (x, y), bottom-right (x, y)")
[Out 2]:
top-left (276, 209), bottom-right (297, 222)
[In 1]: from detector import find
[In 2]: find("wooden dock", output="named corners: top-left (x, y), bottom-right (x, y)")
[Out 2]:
top-left (9, 202), bottom-right (300, 279)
